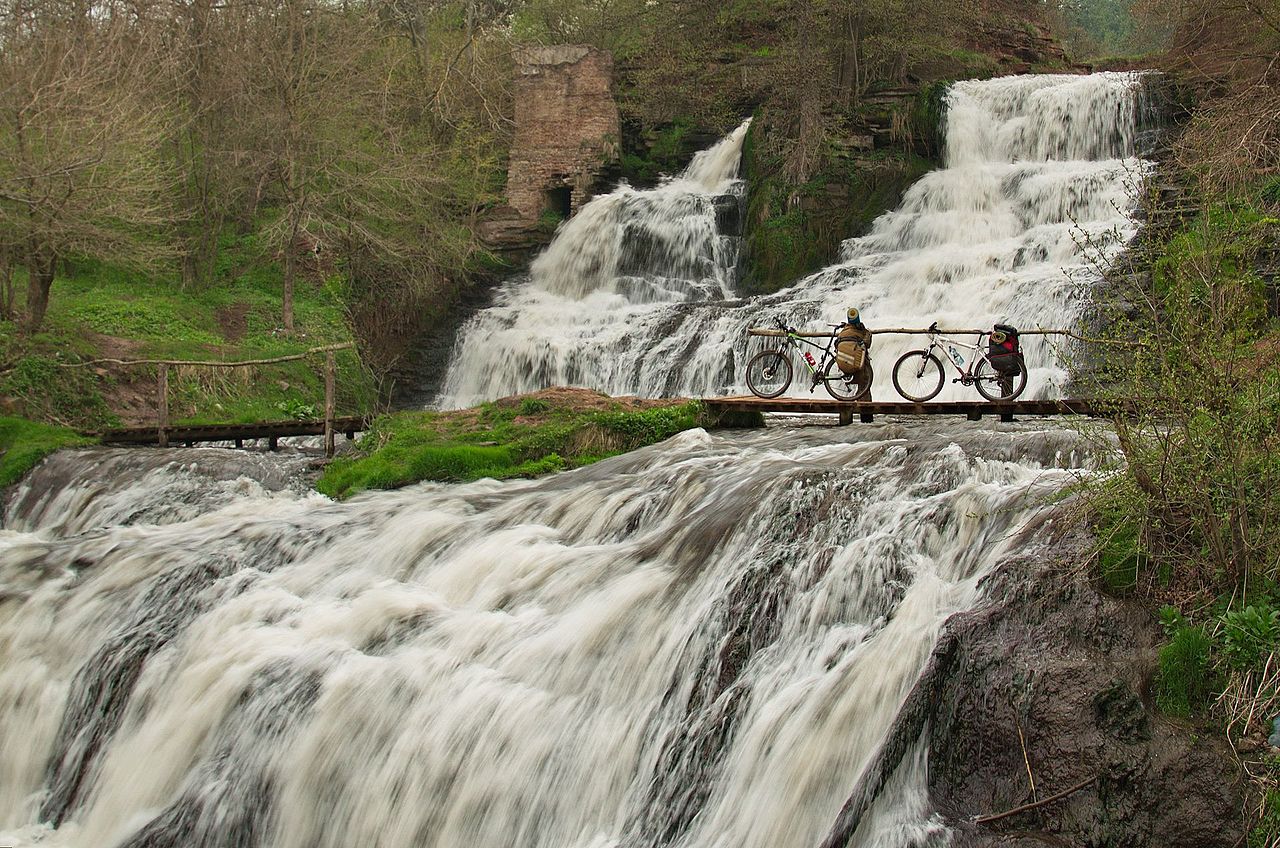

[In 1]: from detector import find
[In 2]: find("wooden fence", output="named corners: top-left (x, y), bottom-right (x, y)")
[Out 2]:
top-left (60, 342), bottom-right (358, 457)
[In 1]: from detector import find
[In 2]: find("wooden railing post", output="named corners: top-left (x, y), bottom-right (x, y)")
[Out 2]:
top-left (157, 363), bottom-right (170, 448)
top-left (323, 350), bottom-right (336, 458)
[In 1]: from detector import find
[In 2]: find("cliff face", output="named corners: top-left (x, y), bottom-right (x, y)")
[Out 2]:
top-left (929, 525), bottom-right (1246, 847)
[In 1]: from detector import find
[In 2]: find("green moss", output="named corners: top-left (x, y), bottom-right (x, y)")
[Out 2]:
top-left (740, 118), bottom-right (935, 294)
top-left (317, 397), bottom-right (702, 499)
top-left (0, 416), bottom-right (95, 487)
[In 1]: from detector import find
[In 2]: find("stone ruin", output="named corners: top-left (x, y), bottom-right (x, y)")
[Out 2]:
top-left (506, 45), bottom-right (620, 222)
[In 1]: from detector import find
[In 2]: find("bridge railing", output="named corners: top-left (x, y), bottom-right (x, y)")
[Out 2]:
top-left (59, 342), bottom-right (364, 456)
top-left (746, 326), bottom-right (1110, 341)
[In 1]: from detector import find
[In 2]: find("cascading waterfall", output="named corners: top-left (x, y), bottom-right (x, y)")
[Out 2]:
top-left (1, 423), bottom-right (1100, 848)
top-left (0, 71), bottom-right (1149, 848)
top-left (438, 72), bottom-right (1152, 408)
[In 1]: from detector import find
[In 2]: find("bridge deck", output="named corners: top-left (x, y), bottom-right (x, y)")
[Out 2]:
top-left (702, 397), bottom-right (1116, 426)
top-left (96, 416), bottom-right (370, 447)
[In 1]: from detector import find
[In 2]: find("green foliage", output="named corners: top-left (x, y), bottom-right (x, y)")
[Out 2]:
top-left (741, 129), bottom-right (934, 293)
top-left (518, 397), bottom-right (551, 415)
top-left (535, 208), bottom-right (564, 234)
top-left (1088, 197), bottom-right (1280, 597)
top-left (1155, 621), bottom-right (1215, 717)
top-left (0, 416), bottom-right (94, 487)
top-left (1049, 0), bottom-right (1166, 60)
top-left (317, 396), bottom-right (702, 499)
top-left (0, 251), bottom-right (376, 428)
top-left (1261, 177), bottom-right (1280, 208)
top-left (276, 399), bottom-right (319, 420)
top-left (1097, 507), bottom-right (1147, 593)
top-left (1250, 791), bottom-right (1280, 848)
top-left (1221, 605), bottom-right (1280, 671)
top-left (0, 354), bottom-right (115, 429)
top-left (594, 403), bottom-right (700, 442)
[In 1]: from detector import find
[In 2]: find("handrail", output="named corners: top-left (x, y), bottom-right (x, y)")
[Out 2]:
top-left (746, 327), bottom-right (1143, 346)
top-left (55, 342), bottom-right (356, 369)
top-left (53, 342), bottom-right (360, 457)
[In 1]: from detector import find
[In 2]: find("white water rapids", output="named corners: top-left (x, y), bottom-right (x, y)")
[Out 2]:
top-left (1, 424), bottom-right (1100, 848)
top-left (0, 71), bottom-right (1147, 848)
top-left (439, 72), bottom-right (1152, 407)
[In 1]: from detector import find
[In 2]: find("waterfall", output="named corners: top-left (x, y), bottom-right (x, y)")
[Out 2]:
top-left (438, 72), bottom-right (1152, 408)
top-left (1, 423), bottom-right (1101, 848)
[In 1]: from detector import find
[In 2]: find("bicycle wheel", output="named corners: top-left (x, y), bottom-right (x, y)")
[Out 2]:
top-left (974, 355), bottom-right (1027, 401)
top-left (892, 350), bottom-right (945, 402)
top-left (823, 358), bottom-right (872, 402)
top-left (745, 349), bottom-right (793, 398)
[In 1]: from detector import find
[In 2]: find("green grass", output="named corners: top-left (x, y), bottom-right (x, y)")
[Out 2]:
top-left (1154, 623), bottom-right (1216, 717)
top-left (317, 395), bottom-right (701, 499)
top-left (1, 235), bottom-right (376, 429)
top-left (0, 416), bottom-right (94, 487)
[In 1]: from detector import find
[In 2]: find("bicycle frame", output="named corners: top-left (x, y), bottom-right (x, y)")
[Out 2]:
top-left (776, 327), bottom-right (857, 386)
top-left (922, 331), bottom-right (993, 383)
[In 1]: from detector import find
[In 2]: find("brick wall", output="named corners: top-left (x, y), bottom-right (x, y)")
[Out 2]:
top-left (507, 45), bottom-right (620, 221)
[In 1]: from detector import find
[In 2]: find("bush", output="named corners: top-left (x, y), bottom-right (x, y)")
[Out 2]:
top-left (1221, 605), bottom-right (1280, 671)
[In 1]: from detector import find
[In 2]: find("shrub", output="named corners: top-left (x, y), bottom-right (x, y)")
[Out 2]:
top-left (1221, 605), bottom-right (1280, 671)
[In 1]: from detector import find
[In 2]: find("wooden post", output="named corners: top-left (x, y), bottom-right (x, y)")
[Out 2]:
top-left (860, 411), bottom-right (875, 423)
top-left (323, 351), bottom-right (336, 458)
top-left (967, 410), bottom-right (982, 421)
top-left (157, 363), bottom-right (170, 448)
top-left (838, 408), bottom-right (853, 426)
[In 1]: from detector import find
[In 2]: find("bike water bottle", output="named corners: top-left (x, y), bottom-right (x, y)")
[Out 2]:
top-left (948, 345), bottom-right (964, 366)
top-left (804, 352), bottom-right (817, 368)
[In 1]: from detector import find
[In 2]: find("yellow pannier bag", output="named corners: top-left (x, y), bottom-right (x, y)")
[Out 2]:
top-left (835, 326), bottom-right (865, 374)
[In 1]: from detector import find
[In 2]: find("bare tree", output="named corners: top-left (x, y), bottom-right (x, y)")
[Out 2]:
top-left (0, 0), bottom-right (177, 331)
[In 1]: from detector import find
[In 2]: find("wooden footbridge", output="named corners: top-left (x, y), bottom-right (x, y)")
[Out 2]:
top-left (97, 416), bottom-right (370, 450)
top-left (64, 328), bottom-right (1125, 452)
top-left (701, 396), bottom-right (1118, 427)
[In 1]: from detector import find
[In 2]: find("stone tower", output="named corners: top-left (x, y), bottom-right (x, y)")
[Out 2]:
top-left (506, 46), bottom-right (620, 222)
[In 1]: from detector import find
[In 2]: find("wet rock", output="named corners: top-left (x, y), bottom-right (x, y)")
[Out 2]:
top-left (712, 193), bottom-right (743, 237)
top-left (929, 525), bottom-right (1246, 848)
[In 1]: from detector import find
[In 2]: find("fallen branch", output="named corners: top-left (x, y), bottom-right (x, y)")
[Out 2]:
top-left (973, 775), bottom-right (1098, 825)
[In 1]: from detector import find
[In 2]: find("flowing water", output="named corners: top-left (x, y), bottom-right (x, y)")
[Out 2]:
top-left (1, 71), bottom-right (1146, 848)
top-left (2, 423), bottom-right (1100, 848)
top-left (438, 72), bottom-right (1153, 408)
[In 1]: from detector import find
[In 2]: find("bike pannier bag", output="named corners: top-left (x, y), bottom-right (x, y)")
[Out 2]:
top-left (835, 326), bottom-right (865, 374)
top-left (988, 323), bottom-right (1021, 374)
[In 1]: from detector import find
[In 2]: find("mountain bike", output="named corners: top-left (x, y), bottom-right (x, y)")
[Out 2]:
top-left (891, 321), bottom-right (1027, 402)
top-left (745, 318), bottom-right (872, 401)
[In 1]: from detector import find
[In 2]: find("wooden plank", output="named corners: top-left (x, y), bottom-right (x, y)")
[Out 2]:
top-left (700, 396), bottom-right (1117, 419)
top-left (96, 416), bottom-right (369, 446)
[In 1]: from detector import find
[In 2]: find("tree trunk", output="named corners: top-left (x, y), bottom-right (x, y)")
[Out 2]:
top-left (23, 253), bottom-right (56, 333)
top-left (0, 248), bottom-right (13, 320)
top-left (282, 247), bottom-right (295, 333)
